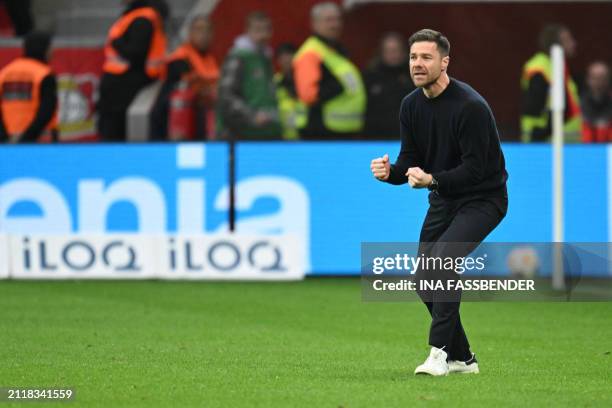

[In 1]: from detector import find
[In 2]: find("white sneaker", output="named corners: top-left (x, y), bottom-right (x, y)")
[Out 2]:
top-left (414, 346), bottom-right (449, 376)
top-left (448, 354), bottom-right (480, 374)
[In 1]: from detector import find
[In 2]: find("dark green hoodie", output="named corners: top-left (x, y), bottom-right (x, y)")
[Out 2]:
top-left (217, 35), bottom-right (281, 139)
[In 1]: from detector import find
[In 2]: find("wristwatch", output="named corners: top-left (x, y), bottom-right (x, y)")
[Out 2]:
top-left (427, 177), bottom-right (438, 192)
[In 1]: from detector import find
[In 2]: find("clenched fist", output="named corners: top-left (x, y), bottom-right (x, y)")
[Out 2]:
top-left (406, 167), bottom-right (433, 188)
top-left (371, 154), bottom-right (391, 181)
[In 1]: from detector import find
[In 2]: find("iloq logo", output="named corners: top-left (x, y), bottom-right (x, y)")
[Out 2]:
top-left (21, 236), bottom-right (142, 272)
top-left (166, 236), bottom-right (295, 278)
top-left (7, 234), bottom-right (304, 281)
top-left (10, 235), bottom-right (155, 279)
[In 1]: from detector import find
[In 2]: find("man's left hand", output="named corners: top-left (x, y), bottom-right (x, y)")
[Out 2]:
top-left (406, 167), bottom-right (433, 188)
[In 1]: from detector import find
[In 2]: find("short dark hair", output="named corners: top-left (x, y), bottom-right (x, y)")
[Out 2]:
top-left (246, 10), bottom-right (271, 28)
top-left (24, 30), bottom-right (52, 61)
top-left (408, 29), bottom-right (450, 57)
top-left (276, 42), bottom-right (297, 56)
top-left (538, 23), bottom-right (568, 52)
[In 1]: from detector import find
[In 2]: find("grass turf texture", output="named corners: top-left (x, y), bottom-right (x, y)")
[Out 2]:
top-left (1, 278), bottom-right (611, 407)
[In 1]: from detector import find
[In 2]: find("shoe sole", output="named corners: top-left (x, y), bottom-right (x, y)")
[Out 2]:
top-left (448, 368), bottom-right (479, 374)
top-left (414, 371), bottom-right (449, 376)
top-left (448, 361), bottom-right (479, 374)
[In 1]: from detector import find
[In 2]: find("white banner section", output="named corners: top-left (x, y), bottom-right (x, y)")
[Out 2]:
top-left (0, 234), bottom-right (9, 279)
top-left (6, 234), bottom-right (305, 281)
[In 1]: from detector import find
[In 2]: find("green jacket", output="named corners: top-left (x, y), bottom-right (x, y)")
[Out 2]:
top-left (217, 35), bottom-right (281, 139)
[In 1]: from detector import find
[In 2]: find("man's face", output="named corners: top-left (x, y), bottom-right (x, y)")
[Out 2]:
top-left (559, 29), bottom-right (576, 58)
top-left (381, 37), bottom-right (406, 67)
top-left (189, 18), bottom-right (213, 52)
top-left (409, 41), bottom-right (448, 88)
top-left (312, 8), bottom-right (343, 40)
top-left (248, 19), bottom-right (272, 46)
top-left (587, 63), bottom-right (610, 95)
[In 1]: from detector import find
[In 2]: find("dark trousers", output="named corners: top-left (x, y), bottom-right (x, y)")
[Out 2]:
top-left (415, 191), bottom-right (507, 361)
top-left (97, 71), bottom-right (151, 142)
top-left (97, 110), bottom-right (126, 142)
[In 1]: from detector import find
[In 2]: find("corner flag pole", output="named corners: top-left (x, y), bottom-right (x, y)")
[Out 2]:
top-left (551, 44), bottom-right (565, 290)
top-left (229, 134), bottom-right (236, 233)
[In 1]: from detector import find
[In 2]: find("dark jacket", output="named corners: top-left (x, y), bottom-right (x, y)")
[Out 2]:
top-left (363, 60), bottom-right (414, 139)
top-left (150, 58), bottom-right (190, 140)
top-left (98, 0), bottom-right (165, 114)
top-left (581, 89), bottom-right (612, 142)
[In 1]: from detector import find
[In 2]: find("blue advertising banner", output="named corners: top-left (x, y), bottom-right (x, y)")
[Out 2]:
top-left (0, 142), bottom-right (609, 275)
top-left (0, 144), bottom-right (228, 233)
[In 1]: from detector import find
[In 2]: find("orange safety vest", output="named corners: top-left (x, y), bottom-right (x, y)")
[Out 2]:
top-left (103, 7), bottom-right (167, 79)
top-left (0, 57), bottom-right (58, 142)
top-left (167, 43), bottom-right (219, 91)
top-left (166, 44), bottom-right (220, 140)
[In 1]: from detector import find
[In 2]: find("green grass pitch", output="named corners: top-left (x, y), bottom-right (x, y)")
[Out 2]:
top-left (1, 278), bottom-right (611, 407)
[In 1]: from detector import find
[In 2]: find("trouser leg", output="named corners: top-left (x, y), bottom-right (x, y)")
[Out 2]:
top-left (417, 195), bottom-right (507, 360)
top-left (429, 198), bottom-right (506, 360)
top-left (97, 110), bottom-right (126, 142)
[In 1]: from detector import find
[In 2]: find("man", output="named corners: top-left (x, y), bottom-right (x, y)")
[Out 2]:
top-left (521, 24), bottom-right (581, 142)
top-left (217, 11), bottom-right (280, 139)
top-left (363, 32), bottom-right (415, 139)
top-left (0, 30), bottom-right (57, 143)
top-left (274, 43), bottom-right (300, 140)
top-left (150, 14), bottom-right (219, 140)
top-left (293, 2), bottom-right (365, 139)
top-left (581, 61), bottom-right (612, 142)
top-left (370, 29), bottom-right (508, 376)
top-left (98, 0), bottom-right (168, 142)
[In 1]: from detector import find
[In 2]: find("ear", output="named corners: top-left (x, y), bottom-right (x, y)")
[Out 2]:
top-left (441, 55), bottom-right (450, 71)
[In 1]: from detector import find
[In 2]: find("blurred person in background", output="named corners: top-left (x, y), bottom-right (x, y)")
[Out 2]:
top-left (521, 23), bottom-right (581, 142)
top-left (275, 43), bottom-right (300, 140)
top-left (581, 61), bottom-right (612, 142)
top-left (0, 31), bottom-right (57, 143)
top-left (363, 32), bottom-right (414, 139)
top-left (217, 11), bottom-right (280, 139)
top-left (98, 0), bottom-right (168, 142)
top-left (150, 14), bottom-right (219, 141)
top-left (293, 2), bottom-right (365, 139)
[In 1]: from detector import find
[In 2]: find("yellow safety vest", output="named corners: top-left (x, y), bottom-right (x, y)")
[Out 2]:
top-left (294, 36), bottom-right (365, 133)
top-left (274, 72), bottom-right (301, 140)
top-left (520, 52), bottom-right (582, 142)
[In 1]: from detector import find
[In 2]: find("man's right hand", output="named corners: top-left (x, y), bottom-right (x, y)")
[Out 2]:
top-left (371, 154), bottom-right (390, 181)
top-left (253, 111), bottom-right (271, 127)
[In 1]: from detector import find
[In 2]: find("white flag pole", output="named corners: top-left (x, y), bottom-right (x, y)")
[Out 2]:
top-left (551, 44), bottom-right (565, 290)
